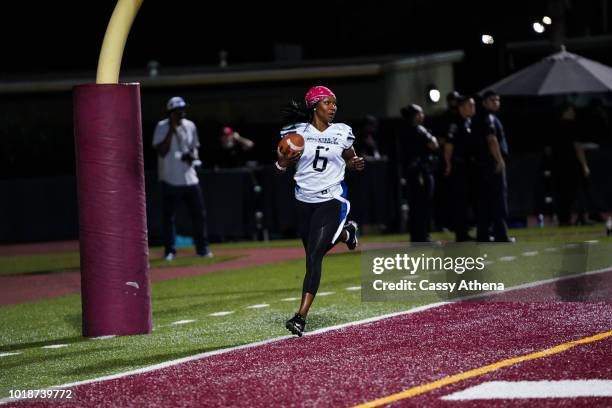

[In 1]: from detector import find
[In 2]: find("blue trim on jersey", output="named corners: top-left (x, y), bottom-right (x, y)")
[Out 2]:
top-left (339, 181), bottom-right (348, 223)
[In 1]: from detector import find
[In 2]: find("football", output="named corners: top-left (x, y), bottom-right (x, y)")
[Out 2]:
top-left (277, 133), bottom-right (305, 157)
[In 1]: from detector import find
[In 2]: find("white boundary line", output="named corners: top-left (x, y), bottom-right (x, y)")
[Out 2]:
top-left (0, 266), bottom-right (610, 404)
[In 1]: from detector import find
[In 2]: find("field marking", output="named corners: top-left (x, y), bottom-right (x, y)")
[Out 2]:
top-left (585, 240), bottom-right (599, 244)
top-left (208, 311), bottom-right (234, 317)
top-left (317, 292), bottom-right (335, 296)
top-left (1, 266), bottom-right (609, 404)
top-left (522, 251), bottom-right (539, 256)
top-left (544, 247), bottom-right (559, 252)
top-left (171, 320), bottom-right (196, 325)
top-left (41, 344), bottom-right (68, 349)
top-left (0, 352), bottom-right (21, 357)
top-left (90, 335), bottom-right (116, 340)
top-left (281, 297), bottom-right (300, 302)
top-left (353, 330), bottom-right (612, 407)
top-left (441, 379), bottom-right (612, 400)
top-left (345, 286), bottom-right (361, 291)
top-left (246, 304), bottom-right (269, 309)
top-left (499, 256), bottom-right (517, 262)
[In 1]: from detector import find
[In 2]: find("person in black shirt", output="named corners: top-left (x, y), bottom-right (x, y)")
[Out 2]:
top-left (400, 104), bottom-right (439, 242)
top-left (550, 102), bottom-right (590, 226)
top-left (584, 98), bottom-right (610, 147)
top-left (431, 91), bottom-right (461, 232)
top-left (356, 114), bottom-right (384, 161)
top-left (473, 90), bottom-right (511, 242)
top-left (575, 98), bottom-right (608, 223)
top-left (217, 126), bottom-right (255, 168)
top-left (435, 91), bottom-right (461, 145)
top-left (444, 95), bottom-right (477, 242)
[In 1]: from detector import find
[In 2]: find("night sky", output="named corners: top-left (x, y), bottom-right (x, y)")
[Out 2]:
top-left (3, 1), bottom-right (611, 92)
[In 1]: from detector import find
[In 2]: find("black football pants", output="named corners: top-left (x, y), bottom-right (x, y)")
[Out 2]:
top-left (161, 182), bottom-right (209, 256)
top-left (296, 199), bottom-right (344, 295)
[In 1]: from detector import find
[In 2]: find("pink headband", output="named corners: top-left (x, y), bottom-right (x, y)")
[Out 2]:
top-left (304, 86), bottom-right (335, 108)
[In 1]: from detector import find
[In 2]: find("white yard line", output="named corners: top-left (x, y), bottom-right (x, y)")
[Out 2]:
top-left (499, 256), bottom-right (517, 262)
top-left (171, 320), bottom-right (196, 325)
top-left (246, 304), bottom-right (269, 309)
top-left (442, 380), bottom-right (612, 400)
top-left (0, 352), bottom-right (21, 357)
top-left (208, 311), bottom-right (234, 317)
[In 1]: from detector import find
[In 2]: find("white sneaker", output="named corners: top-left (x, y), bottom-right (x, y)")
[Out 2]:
top-left (164, 253), bottom-right (175, 261)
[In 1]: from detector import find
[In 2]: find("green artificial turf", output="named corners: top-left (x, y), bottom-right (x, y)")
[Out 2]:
top-left (0, 227), bottom-right (611, 398)
top-left (0, 252), bottom-right (82, 277)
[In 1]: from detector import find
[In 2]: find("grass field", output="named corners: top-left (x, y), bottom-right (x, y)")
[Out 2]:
top-left (0, 225), bottom-right (611, 399)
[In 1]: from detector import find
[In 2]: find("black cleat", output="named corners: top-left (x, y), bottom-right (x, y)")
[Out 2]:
top-left (344, 220), bottom-right (358, 250)
top-left (285, 313), bottom-right (306, 337)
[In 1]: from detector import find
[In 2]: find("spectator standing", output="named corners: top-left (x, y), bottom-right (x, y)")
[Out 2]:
top-left (584, 98), bottom-right (610, 147)
top-left (444, 95), bottom-right (477, 242)
top-left (574, 99), bottom-right (608, 223)
top-left (432, 91), bottom-right (461, 232)
top-left (356, 114), bottom-right (383, 161)
top-left (399, 104), bottom-right (439, 242)
top-left (473, 90), bottom-right (512, 242)
top-left (549, 102), bottom-right (590, 226)
top-left (218, 126), bottom-right (255, 168)
top-left (153, 96), bottom-right (212, 260)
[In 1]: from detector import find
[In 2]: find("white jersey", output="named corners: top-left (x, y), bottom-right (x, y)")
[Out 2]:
top-left (280, 122), bottom-right (355, 203)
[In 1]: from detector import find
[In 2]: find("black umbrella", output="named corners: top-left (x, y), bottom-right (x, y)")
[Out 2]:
top-left (483, 46), bottom-right (612, 95)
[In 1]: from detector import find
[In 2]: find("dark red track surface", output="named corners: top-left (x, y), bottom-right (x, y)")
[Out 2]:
top-left (5, 272), bottom-right (611, 408)
top-left (413, 339), bottom-right (612, 407)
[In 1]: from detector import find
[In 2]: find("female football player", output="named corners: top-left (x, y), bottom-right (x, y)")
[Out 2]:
top-left (275, 85), bottom-right (365, 336)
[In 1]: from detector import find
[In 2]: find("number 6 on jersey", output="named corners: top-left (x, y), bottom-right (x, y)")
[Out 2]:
top-left (313, 146), bottom-right (329, 172)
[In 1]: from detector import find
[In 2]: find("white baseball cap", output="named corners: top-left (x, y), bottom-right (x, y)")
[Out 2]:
top-left (167, 96), bottom-right (187, 111)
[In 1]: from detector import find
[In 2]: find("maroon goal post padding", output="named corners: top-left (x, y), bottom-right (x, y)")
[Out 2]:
top-left (73, 83), bottom-right (152, 337)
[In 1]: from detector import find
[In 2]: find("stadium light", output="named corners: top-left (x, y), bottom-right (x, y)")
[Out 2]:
top-left (542, 16), bottom-right (552, 25)
top-left (481, 34), bottom-right (495, 45)
top-left (427, 85), bottom-right (441, 103)
top-left (533, 22), bottom-right (545, 34)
